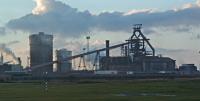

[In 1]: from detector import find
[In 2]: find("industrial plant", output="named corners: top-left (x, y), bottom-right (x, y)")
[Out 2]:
top-left (0, 24), bottom-right (199, 80)
top-left (99, 24), bottom-right (176, 73)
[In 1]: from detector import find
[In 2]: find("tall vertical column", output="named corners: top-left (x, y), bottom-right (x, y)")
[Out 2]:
top-left (106, 40), bottom-right (110, 57)
top-left (125, 46), bottom-right (128, 56)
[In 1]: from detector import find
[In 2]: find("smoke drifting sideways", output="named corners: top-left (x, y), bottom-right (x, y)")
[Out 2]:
top-left (0, 42), bottom-right (19, 64)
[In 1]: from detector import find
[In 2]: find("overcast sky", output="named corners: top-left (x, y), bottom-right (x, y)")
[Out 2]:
top-left (0, 0), bottom-right (199, 68)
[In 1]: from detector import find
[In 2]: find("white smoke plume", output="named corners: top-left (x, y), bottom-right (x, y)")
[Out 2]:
top-left (181, 0), bottom-right (200, 9)
top-left (0, 43), bottom-right (19, 64)
top-left (32, 0), bottom-right (48, 15)
top-left (32, 0), bottom-right (57, 15)
top-left (197, 0), bottom-right (200, 6)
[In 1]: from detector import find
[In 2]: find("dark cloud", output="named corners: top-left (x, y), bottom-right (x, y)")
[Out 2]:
top-left (156, 48), bottom-right (187, 53)
top-left (6, 0), bottom-right (200, 37)
top-left (197, 34), bottom-right (200, 39)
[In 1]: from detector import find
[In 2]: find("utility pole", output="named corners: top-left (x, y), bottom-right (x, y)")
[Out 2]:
top-left (86, 36), bottom-right (90, 54)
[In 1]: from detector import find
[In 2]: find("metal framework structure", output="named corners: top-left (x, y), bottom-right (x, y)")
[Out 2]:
top-left (30, 42), bottom-right (129, 70)
top-left (30, 24), bottom-right (155, 71)
top-left (126, 24), bottom-right (155, 58)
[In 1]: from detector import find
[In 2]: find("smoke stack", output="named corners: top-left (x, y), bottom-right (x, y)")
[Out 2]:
top-left (125, 46), bottom-right (128, 56)
top-left (106, 40), bottom-right (110, 57)
top-left (0, 53), bottom-right (3, 65)
top-left (18, 57), bottom-right (22, 65)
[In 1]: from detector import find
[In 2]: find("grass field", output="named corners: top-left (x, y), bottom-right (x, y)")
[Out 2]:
top-left (0, 79), bottom-right (200, 101)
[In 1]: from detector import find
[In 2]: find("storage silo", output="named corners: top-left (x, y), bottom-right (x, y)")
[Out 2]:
top-left (56, 49), bottom-right (72, 72)
top-left (29, 32), bottom-right (53, 74)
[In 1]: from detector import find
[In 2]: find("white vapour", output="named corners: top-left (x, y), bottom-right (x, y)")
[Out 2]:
top-left (0, 44), bottom-right (19, 64)
top-left (182, 0), bottom-right (200, 9)
top-left (32, 0), bottom-right (50, 15)
top-left (123, 9), bottom-right (154, 16)
top-left (197, 0), bottom-right (200, 6)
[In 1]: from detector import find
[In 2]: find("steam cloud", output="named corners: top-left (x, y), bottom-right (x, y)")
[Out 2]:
top-left (0, 42), bottom-right (19, 64)
top-left (32, 0), bottom-right (49, 15)
top-left (6, 0), bottom-right (200, 37)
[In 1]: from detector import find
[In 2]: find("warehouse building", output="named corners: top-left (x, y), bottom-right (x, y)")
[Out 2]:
top-left (99, 56), bottom-right (176, 73)
top-left (179, 64), bottom-right (199, 75)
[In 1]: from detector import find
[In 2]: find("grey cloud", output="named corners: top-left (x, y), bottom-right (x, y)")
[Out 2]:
top-left (0, 27), bottom-right (5, 35)
top-left (6, 0), bottom-right (200, 37)
top-left (190, 34), bottom-right (200, 40)
top-left (156, 48), bottom-right (199, 66)
top-left (192, 34), bottom-right (200, 40)
top-left (156, 48), bottom-right (188, 53)
top-left (197, 34), bottom-right (200, 39)
top-left (7, 41), bottom-right (20, 46)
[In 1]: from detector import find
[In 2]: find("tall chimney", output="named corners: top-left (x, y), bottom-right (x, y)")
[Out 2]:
top-left (125, 46), bottom-right (128, 56)
top-left (106, 40), bottom-right (110, 57)
top-left (18, 57), bottom-right (22, 65)
top-left (0, 53), bottom-right (3, 65)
